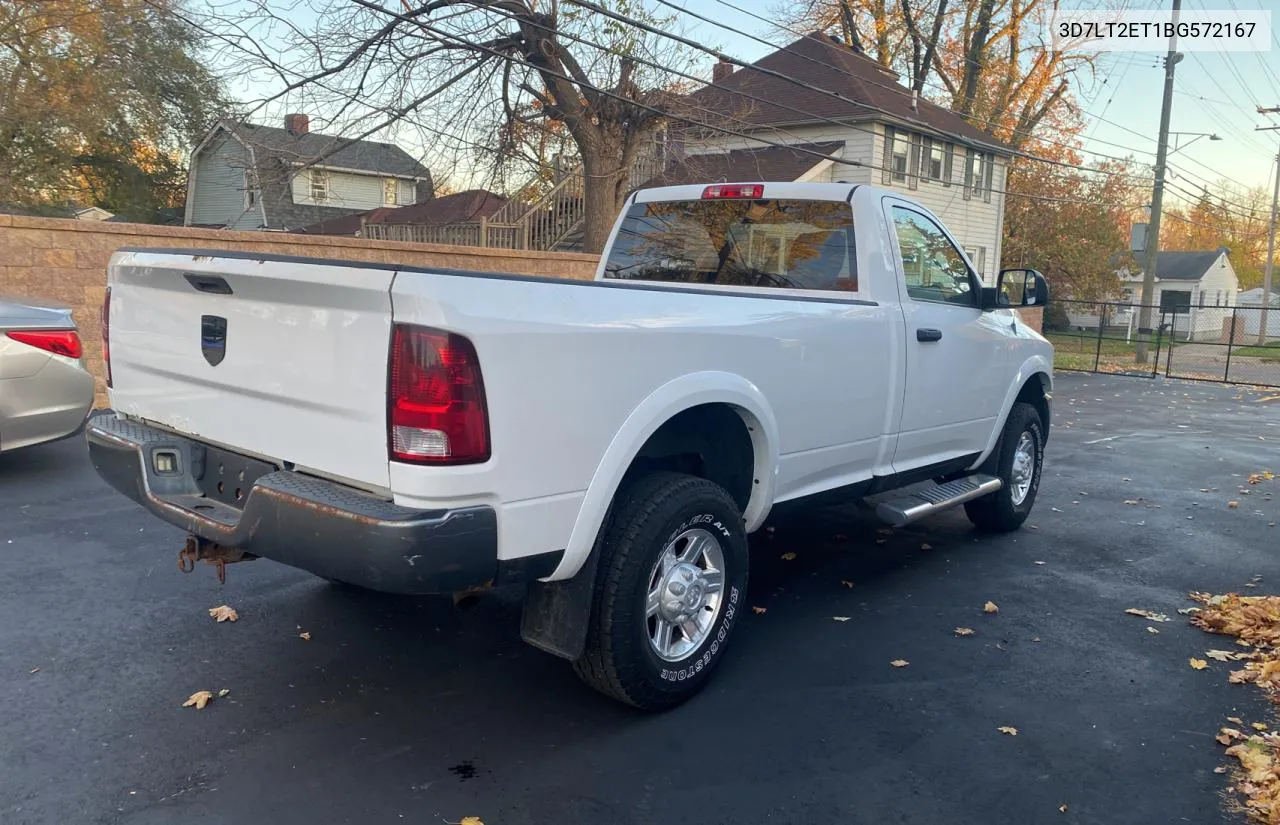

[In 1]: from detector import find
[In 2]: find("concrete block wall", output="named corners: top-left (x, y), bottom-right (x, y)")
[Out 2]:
top-left (0, 215), bottom-right (599, 407)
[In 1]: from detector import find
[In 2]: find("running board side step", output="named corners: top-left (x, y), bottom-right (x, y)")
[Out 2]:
top-left (875, 474), bottom-right (1002, 527)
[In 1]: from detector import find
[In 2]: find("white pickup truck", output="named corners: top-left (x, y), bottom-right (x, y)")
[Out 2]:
top-left (88, 181), bottom-right (1053, 710)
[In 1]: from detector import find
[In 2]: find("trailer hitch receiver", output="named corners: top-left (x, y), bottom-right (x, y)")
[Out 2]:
top-left (178, 536), bottom-right (257, 585)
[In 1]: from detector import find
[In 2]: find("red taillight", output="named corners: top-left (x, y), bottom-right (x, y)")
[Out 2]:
top-left (702, 183), bottom-right (764, 200)
top-left (7, 329), bottom-right (82, 359)
top-left (102, 286), bottom-right (112, 388)
top-left (387, 324), bottom-right (489, 464)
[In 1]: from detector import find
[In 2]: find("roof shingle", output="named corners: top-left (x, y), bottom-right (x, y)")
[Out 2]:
top-left (682, 32), bottom-right (1013, 155)
top-left (223, 120), bottom-right (431, 179)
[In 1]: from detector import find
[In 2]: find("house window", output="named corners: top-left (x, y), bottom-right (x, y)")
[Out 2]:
top-left (1160, 289), bottom-right (1192, 315)
top-left (890, 130), bottom-right (910, 182)
top-left (920, 138), bottom-right (944, 181)
top-left (963, 246), bottom-right (986, 277)
top-left (310, 170), bottom-right (330, 203)
top-left (383, 178), bottom-right (399, 206)
top-left (243, 171), bottom-right (259, 210)
top-left (967, 152), bottom-right (987, 195)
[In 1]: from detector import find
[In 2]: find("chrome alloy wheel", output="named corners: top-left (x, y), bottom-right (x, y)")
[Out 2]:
top-left (645, 528), bottom-right (727, 662)
top-left (1010, 431), bottom-right (1036, 506)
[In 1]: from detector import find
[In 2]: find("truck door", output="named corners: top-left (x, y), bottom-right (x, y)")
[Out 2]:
top-left (883, 198), bottom-right (1012, 472)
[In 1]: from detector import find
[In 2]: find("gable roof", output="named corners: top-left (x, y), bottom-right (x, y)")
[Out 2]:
top-left (682, 32), bottom-right (1013, 156)
top-left (292, 189), bottom-right (508, 236)
top-left (641, 141), bottom-right (844, 188)
top-left (217, 120), bottom-right (431, 179)
top-left (1153, 250), bottom-right (1228, 280)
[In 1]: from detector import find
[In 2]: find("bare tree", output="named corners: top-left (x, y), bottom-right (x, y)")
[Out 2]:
top-left (190, 0), bottom-right (706, 253)
top-left (777, 0), bottom-right (1098, 149)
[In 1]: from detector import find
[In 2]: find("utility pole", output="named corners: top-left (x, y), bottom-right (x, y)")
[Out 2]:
top-left (1136, 0), bottom-right (1182, 365)
top-left (1257, 108), bottom-right (1280, 347)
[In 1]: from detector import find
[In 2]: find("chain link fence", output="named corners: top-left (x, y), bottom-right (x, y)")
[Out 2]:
top-left (1045, 298), bottom-right (1280, 387)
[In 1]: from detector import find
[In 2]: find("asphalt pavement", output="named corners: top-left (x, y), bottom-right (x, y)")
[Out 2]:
top-left (3, 373), bottom-right (1280, 825)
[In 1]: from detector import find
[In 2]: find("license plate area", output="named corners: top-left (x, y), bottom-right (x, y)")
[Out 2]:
top-left (195, 445), bottom-right (279, 509)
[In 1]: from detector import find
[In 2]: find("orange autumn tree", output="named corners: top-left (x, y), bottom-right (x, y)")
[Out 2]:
top-left (1162, 185), bottom-right (1271, 290)
top-left (0, 0), bottom-right (224, 221)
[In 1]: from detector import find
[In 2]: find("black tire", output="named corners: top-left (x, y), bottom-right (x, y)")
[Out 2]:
top-left (573, 471), bottom-right (749, 711)
top-left (964, 402), bottom-right (1045, 532)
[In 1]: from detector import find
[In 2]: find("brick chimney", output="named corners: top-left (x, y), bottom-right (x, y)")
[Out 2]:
top-left (712, 60), bottom-right (734, 83)
top-left (284, 113), bottom-right (310, 135)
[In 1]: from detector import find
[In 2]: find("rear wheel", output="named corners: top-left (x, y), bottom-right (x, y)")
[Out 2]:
top-left (573, 471), bottom-right (748, 711)
top-left (965, 402), bottom-right (1044, 532)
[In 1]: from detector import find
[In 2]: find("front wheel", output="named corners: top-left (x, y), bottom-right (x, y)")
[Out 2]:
top-left (573, 471), bottom-right (749, 711)
top-left (965, 402), bottom-right (1045, 532)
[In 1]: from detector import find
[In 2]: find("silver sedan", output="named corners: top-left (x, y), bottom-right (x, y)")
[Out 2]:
top-left (0, 296), bottom-right (95, 453)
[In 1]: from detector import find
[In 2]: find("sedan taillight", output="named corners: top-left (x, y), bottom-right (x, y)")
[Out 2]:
top-left (6, 329), bottom-right (83, 360)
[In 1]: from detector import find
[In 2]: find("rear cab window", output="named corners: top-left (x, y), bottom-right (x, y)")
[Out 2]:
top-left (603, 194), bottom-right (857, 295)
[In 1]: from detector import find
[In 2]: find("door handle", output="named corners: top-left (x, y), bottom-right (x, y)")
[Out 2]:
top-left (917, 328), bottom-right (943, 342)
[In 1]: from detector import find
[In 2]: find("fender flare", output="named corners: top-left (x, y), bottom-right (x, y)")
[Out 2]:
top-left (546, 371), bottom-right (780, 581)
top-left (974, 357), bottom-right (1053, 467)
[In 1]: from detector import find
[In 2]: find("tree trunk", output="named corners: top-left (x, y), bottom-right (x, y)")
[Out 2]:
top-left (580, 150), bottom-right (627, 255)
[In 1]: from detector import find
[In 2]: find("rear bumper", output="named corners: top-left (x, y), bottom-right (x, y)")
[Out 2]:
top-left (84, 412), bottom-right (550, 595)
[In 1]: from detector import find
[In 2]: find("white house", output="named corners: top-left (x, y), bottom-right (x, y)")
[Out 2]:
top-left (652, 32), bottom-right (1015, 283)
top-left (1237, 285), bottom-right (1280, 340)
top-left (1114, 248), bottom-right (1240, 341)
top-left (184, 114), bottom-right (434, 231)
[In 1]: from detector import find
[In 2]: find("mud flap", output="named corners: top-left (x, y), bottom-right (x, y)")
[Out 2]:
top-left (519, 548), bottom-right (601, 661)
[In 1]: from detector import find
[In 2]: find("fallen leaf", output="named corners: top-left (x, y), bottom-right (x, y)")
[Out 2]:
top-left (841, 580), bottom-right (854, 588)
top-left (1229, 717), bottom-right (1245, 725)
top-left (218, 688), bottom-right (230, 697)
top-left (1254, 722), bottom-right (1269, 731)
top-left (1124, 499), bottom-right (1140, 506)
top-left (183, 690), bottom-right (215, 710)
top-left (1229, 501), bottom-right (1240, 509)
top-left (1217, 732), bottom-right (1235, 745)
top-left (459, 818), bottom-right (485, 825)
top-left (832, 616), bottom-right (851, 622)
top-left (983, 601), bottom-right (999, 614)
top-left (1125, 608), bottom-right (1172, 622)
top-left (1207, 650), bottom-right (1239, 662)
top-left (780, 552), bottom-right (796, 561)
top-left (1214, 766), bottom-right (1228, 774)
top-left (997, 726), bottom-right (1018, 736)
top-left (29, 667), bottom-right (39, 674)
top-left (208, 605), bottom-right (238, 623)
top-left (890, 659), bottom-right (909, 667)
top-left (1147, 626), bottom-right (1160, 634)
top-left (1034, 561), bottom-right (1046, 565)
top-left (1190, 658), bottom-right (1209, 670)
top-left (954, 627), bottom-right (975, 636)
top-left (1178, 607), bottom-right (1200, 615)
top-left (1059, 804), bottom-right (1068, 813)
top-left (920, 543), bottom-right (933, 551)
top-left (299, 631), bottom-right (311, 641)
top-left (752, 606), bottom-right (767, 614)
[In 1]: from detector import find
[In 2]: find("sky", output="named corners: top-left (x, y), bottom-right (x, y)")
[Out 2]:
top-left (214, 0), bottom-right (1280, 207)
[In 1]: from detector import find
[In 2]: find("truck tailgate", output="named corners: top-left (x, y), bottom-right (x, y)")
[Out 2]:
top-left (106, 250), bottom-right (394, 490)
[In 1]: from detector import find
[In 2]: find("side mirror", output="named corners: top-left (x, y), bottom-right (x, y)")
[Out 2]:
top-left (983, 268), bottom-right (1050, 310)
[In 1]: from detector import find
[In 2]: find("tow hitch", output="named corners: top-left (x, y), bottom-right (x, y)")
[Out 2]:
top-left (178, 536), bottom-right (257, 585)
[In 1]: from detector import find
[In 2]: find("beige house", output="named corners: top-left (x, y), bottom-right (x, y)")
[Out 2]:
top-left (653, 32), bottom-right (1015, 283)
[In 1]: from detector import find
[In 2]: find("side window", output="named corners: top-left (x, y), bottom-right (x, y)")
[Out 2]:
top-left (890, 206), bottom-right (978, 307)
